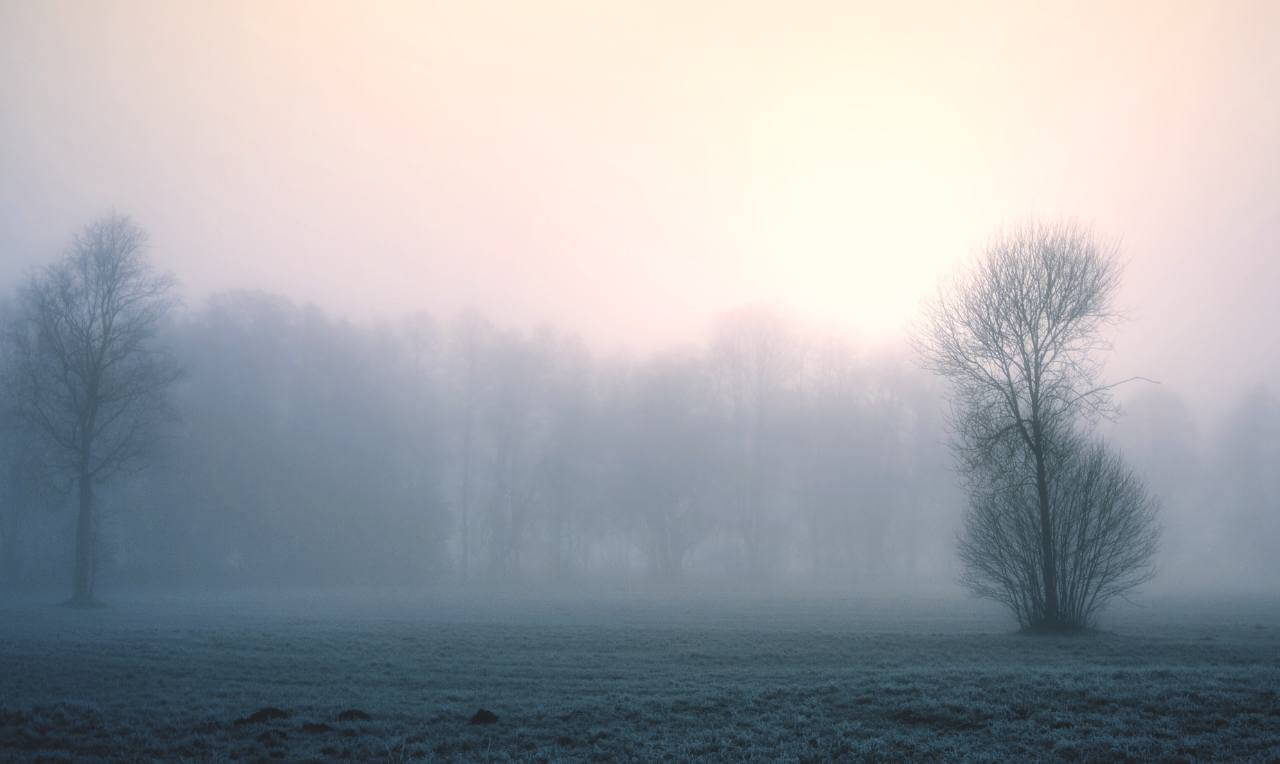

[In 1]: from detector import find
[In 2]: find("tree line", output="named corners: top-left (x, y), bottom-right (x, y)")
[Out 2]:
top-left (0, 216), bottom-right (962, 597)
top-left (2, 215), bottom-right (1275, 629)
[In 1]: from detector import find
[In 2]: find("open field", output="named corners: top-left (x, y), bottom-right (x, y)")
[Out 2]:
top-left (1, 589), bottom-right (1278, 761)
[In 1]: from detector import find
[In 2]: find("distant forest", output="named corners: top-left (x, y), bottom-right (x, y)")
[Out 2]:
top-left (1, 289), bottom-right (1276, 592)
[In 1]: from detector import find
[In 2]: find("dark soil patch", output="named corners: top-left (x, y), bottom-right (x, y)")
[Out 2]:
top-left (234, 707), bottom-right (290, 726)
top-left (255, 730), bottom-right (287, 747)
top-left (888, 707), bottom-right (989, 732)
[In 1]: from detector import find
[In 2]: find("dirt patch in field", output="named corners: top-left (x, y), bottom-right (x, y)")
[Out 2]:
top-left (234, 707), bottom-right (290, 726)
top-left (887, 706), bottom-right (991, 732)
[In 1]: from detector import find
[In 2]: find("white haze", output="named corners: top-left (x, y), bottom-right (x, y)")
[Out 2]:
top-left (1, 0), bottom-right (1278, 597)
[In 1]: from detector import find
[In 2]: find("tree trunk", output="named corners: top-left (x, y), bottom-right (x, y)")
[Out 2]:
top-left (1034, 454), bottom-right (1059, 627)
top-left (72, 469), bottom-right (95, 604)
top-left (459, 431), bottom-right (471, 583)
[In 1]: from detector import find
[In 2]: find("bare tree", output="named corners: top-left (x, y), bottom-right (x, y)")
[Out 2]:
top-left (1210, 386), bottom-right (1280, 579)
top-left (618, 353), bottom-right (717, 580)
top-left (0, 297), bottom-right (61, 587)
top-left (480, 330), bottom-right (548, 579)
top-left (958, 436), bottom-right (1159, 629)
top-left (709, 306), bottom-right (802, 579)
top-left (8, 214), bottom-right (180, 605)
top-left (447, 310), bottom-right (494, 582)
top-left (915, 220), bottom-right (1156, 629)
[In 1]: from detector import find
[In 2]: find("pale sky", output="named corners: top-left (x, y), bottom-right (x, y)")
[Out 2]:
top-left (1, 0), bottom-right (1277, 410)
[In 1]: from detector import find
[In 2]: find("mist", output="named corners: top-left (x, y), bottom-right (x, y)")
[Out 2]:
top-left (3, 0), bottom-right (1277, 597)
top-left (3, 289), bottom-right (1276, 597)
top-left (1, 1), bottom-right (1278, 760)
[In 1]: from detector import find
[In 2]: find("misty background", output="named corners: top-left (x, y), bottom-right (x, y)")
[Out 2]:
top-left (1, 0), bottom-right (1277, 596)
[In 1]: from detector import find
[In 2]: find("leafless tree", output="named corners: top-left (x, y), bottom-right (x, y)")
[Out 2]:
top-left (444, 312), bottom-right (481, 581)
top-left (958, 436), bottom-right (1159, 629)
top-left (8, 214), bottom-right (180, 605)
top-left (0, 297), bottom-right (61, 586)
top-left (618, 353), bottom-right (717, 580)
top-left (915, 220), bottom-right (1156, 629)
top-left (709, 305), bottom-right (802, 579)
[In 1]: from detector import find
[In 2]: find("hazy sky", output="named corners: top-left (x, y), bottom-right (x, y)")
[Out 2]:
top-left (2, 0), bottom-right (1277, 410)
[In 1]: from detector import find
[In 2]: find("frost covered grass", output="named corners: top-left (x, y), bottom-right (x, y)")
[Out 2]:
top-left (1, 589), bottom-right (1278, 761)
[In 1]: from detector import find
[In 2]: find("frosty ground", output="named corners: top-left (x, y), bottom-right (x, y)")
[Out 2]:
top-left (1, 589), bottom-right (1277, 761)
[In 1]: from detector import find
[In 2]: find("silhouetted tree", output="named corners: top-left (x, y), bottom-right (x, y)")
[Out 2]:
top-left (710, 306), bottom-right (801, 578)
top-left (1209, 386), bottom-right (1280, 580)
top-left (533, 329), bottom-right (597, 578)
top-left (480, 330), bottom-right (547, 579)
top-left (446, 310), bottom-right (493, 581)
top-left (916, 220), bottom-right (1157, 629)
top-left (0, 298), bottom-right (61, 586)
top-left (959, 436), bottom-right (1159, 628)
top-left (8, 214), bottom-right (180, 605)
top-left (1110, 387), bottom-right (1200, 583)
top-left (618, 353), bottom-right (717, 580)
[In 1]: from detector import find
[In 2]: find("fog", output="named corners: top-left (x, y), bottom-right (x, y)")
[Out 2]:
top-left (1, 0), bottom-right (1278, 599)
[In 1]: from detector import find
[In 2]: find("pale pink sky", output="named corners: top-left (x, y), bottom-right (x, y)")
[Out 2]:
top-left (1, 0), bottom-right (1277, 409)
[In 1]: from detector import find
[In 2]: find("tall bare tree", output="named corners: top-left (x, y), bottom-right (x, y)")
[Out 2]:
top-left (8, 214), bottom-right (180, 605)
top-left (916, 220), bottom-right (1155, 629)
